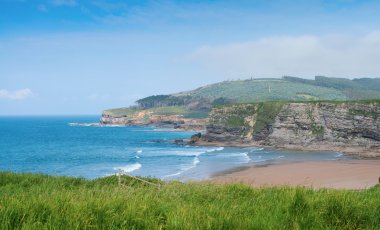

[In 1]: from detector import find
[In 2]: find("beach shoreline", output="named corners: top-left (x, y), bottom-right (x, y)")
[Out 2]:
top-left (211, 159), bottom-right (380, 190)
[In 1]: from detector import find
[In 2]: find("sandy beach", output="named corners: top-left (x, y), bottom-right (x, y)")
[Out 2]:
top-left (213, 160), bottom-right (380, 189)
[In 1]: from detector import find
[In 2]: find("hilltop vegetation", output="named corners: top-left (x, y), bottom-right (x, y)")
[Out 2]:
top-left (104, 76), bottom-right (380, 118)
top-left (175, 79), bottom-right (347, 102)
top-left (104, 106), bottom-right (209, 119)
top-left (1, 172), bottom-right (379, 229)
top-left (283, 76), bottom-right (380, 100)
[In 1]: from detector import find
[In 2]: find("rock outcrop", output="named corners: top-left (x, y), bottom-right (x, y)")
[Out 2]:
top-left (189, 133), bottom-right (202, 144)
top-left (100, 110), bottom-right (207, 131)
top-left (201, 101), bottom-right (380, 157)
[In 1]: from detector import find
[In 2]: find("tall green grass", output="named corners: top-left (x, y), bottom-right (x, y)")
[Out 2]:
top-left (0, 172), bottom-right (379, 229)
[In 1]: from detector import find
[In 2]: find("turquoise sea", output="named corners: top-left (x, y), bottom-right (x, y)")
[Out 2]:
top-left (0, 116), bottom-right (349, 180)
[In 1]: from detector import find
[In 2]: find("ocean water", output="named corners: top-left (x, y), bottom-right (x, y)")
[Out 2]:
top-left (0, 116), bottom-right (349, 180)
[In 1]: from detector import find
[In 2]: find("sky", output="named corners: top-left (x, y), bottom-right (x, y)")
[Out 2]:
top-left (1, 0), bottom-right (380, 115)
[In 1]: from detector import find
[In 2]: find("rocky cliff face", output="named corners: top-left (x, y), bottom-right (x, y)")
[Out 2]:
top-left (202, 102), bottom-right (380, 157)
top-left (100, 111), bottom-right (207, 131)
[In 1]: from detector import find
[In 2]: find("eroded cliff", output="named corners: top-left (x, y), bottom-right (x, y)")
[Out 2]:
top-left (100, 110), bottom-right (207, 131)
top-left (201, 101), bottom-right (380, 157)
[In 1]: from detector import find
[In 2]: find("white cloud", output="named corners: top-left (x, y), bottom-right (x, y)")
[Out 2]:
top-left (189, 32), bottom-right (380, 78)
top-left (0, 88), bottom-right (34, 100)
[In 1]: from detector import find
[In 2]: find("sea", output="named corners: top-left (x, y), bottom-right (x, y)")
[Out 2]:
top-left (0, 116), bottom-right (349, 181)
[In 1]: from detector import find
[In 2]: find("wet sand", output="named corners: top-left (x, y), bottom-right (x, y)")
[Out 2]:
top-left (212, 160), bottom-right (380, 189)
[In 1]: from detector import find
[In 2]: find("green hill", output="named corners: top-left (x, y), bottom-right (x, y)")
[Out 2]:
top-left (174, 79), bottom-right (348, 102)
top-left (104, 76), bottom-right (380, 117)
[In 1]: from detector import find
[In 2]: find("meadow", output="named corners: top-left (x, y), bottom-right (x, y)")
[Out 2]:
top-left (1, 172), bottom-right (379, 229)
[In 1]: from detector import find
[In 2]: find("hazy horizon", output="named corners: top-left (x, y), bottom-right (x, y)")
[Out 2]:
top-left (2, 0), bottom-right (380, 115)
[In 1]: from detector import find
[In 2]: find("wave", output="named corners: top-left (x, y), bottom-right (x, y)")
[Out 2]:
top-left (217, 152), bottom-right (251, 163)
top-left (136, 150), bottom-right (143, 154)
top-left (114, 163), bottom-right (142, 173)
top-left (335, 152), bottom-right (344, 157)
top-left (162, 171), bottom-right (182, 179)
top-left (206, 147), bottom-right (224, 152)
top-left (193, 156), bottom-right (200, 166)
top-left (249, 155), bottom-right (267, 163)
top-left (152, 128), bottom-right (178, 132)
top-left (251, 159), bottom-right (266, 163)
top-left (126, 126), bottom-right (180, 132)
top-left (134, 149), bottom-right (206, 158)
top-left (247, 147), bottom-right (264, 152)
top-left (162, 156), bottom-right (200, 179)
top-left (238, 152), bottom-right (251, 163)
top-left (166, 150), bottom-right (206, 157)
top-left (134, 156), bottom-right (140, 159)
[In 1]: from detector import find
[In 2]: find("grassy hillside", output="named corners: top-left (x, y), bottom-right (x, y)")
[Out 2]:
top-left (175, 79), bottom-right (348, 102)
top-left (104, 77), bottom-right (380, 118)
top-left (284, 76), bottom-right (380, 100)
top-left (104, 106), bottom-right (209, 119)
top-left (0, 172), bottom-right (379, 229)
top-left (353, 78), bottom-right (380, 91)
top-left (175, 76), bottom-right (380, 102)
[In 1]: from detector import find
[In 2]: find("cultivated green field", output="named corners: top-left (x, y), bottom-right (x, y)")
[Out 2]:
top-left (1, 172), bottom-right (379, 229)
top-left (104, 77), bottom-right (380, 119)
top-left (176, 79), bottom-right (349, 102)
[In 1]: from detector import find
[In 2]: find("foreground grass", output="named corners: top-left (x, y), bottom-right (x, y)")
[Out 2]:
top-left (0, 172), bottom-right (379, 229)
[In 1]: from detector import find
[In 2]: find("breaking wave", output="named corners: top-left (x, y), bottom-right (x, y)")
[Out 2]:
top-left (162, 156), bottom-right (200, 179)
top-left (206, 147), bottom-right (224, 152)
top-left (114, 163), bottom-right (142, 173)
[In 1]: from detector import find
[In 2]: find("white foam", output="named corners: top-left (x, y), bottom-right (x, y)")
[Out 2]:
top-left (248, 147), bottom-right (264, 152)
top-left (169, 150), bottom-right (205, 156)
top-left (335, 153), bottom-right (344, 157)
top-left (152, 128), bottom-right (177, 132)
top-left (192, 156), bottom-right (200, 166)
top-left (136, 150), bottom-right (143, 153)
top-left (114, 163), bottom-right (142, 173)
top-left (134, 156), bottom-right (140, 159)
top-left (162, 171), bottom-right (182, 179)
top-left (251, 159), bottom-right (266, 163)
top-left (218, 152), bottom-right (251, 163)
top-left (180, 156), bottom-right (200, 171)
top-left (240, 153), bottom-right (251, 163)
top-left (162, 156), bottom-right (200, 180)
top-left (250, 155), bottom-right (266, 163)
top-left (206, 147), bottom-right (224, 152)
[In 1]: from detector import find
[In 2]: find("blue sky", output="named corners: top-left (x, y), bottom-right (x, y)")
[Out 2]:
top-left (1, 0), bottom-right (380, 115)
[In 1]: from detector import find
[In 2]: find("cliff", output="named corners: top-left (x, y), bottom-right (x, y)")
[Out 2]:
top-left (99, 76), bottom-right (380, 132)
top-left (201, 101), bottom-right (380, 157)
top-left (100, 109), bottom-right (207, 131)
